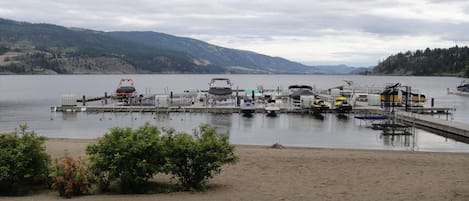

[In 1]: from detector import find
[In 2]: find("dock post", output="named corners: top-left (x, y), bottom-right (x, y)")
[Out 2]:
top-left (82, 95), bottom-right (86, 106)
top-left (431, 98), bottom-right (435, 115)
top-left (104, 92), bottom-right (108, 105)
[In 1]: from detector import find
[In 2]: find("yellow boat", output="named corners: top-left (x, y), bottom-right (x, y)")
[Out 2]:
top-left (311, 97), bottom-right (330, 113)
top-left (334, 96), bottom-right (352, 113)
top-left (380, 89), bottom-right (426, 106)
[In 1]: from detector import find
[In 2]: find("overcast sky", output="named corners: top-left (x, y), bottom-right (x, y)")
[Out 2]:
top-left (1, 0), bottom-right (469, 66)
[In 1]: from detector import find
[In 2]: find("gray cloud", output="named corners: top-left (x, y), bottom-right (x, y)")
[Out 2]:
top-left (1, 0), bottom-right (468, 66)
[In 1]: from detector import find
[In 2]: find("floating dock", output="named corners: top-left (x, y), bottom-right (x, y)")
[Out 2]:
top-left (53, 85), bottom-right (469, 140)
top-left (51, 105), bottom-right (378, 114)
top-left (396, 112), bottom-right (469, 138)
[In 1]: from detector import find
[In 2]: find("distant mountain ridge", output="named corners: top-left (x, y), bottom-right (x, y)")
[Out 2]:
top-left (106, 31), bottom-right (321, 74)
top-left (0, 18), bottom-right (222, 74)
top-left (0, 18), bottom-right (362, 74)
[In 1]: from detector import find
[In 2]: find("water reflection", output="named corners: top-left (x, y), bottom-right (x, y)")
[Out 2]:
top-left (3, 108), bottom-right (469, 152)
top-left (336, 114), bottom-right (349, 121)
top-left (380, 134), bottom-right (413, 148)
top-left (210, 113), bottom-right (232, 135)
top-left (263, 114), bottom-right (279, 129)
top-left (312, 113), bottom-right (325, 121)
top-left (62, 112), bottom-right (78, 120)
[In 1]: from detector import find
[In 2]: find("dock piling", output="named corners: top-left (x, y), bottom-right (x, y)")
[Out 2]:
top-left (104, 92), bottom-right (108, 104)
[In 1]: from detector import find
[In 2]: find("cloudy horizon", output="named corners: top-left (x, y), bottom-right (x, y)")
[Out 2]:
top-left (1, 0), bottom-right (469, 67)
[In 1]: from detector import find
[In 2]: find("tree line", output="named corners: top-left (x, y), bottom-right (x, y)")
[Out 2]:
top-left (373, 46), bottom-right (469, 77)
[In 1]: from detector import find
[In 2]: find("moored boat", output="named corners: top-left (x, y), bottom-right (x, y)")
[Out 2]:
top-left (208, 78), bottom-right (232, 96)
top-left (265, 102), bottom-right (280, 116)
top-left (380, 83), bottom-right (426, 107)
top-left (115, 78), bottom-right (137, 99)
top-left (288, 85), bottom-right (314, 99)
top-left (208, 78), bottom-right (233, 101)
top-left (240, 98), bottom-right (256, 116)
top-left (311, 96), bottom-right (330, 113)
top-left (456, 80), bottom-right (469, 95)
top-left (288, 85), bottom-right (314, 107)
top-left (334, 96), bottom-right (352, 113)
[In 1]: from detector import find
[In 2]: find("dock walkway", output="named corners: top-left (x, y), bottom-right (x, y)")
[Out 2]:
top-left (396, 112), bottom-right (469, 138)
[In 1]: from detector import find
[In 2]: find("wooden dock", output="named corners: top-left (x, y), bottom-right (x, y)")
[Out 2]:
top-left (51, 105), bottom-right (379, 114)
top-left (396, 112), bottom-right (469, 138)
top-left (400, 107), bottom-right (456, 114)
top-left (51, 103), bottom-right (469, 139)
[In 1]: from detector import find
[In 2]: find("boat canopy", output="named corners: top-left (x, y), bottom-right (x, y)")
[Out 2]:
top-left (288, 85), bottom-right (313, 90)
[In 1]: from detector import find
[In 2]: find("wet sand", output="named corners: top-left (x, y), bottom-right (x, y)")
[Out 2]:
top-left (2, 138), bottom-right (469, 201)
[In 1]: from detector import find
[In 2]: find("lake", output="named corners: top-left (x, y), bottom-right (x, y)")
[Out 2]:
top-left (1, 74), bottom-right (468, 152)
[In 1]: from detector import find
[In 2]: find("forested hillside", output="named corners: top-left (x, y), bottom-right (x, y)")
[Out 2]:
top-left (373, 46), bottom-right (469, 77)
top-left (107, 32), bottom-right (319, 74)
top-left (0, 18), bottom-right (228, 74)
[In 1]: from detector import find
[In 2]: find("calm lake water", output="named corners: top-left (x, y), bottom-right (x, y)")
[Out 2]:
top-left (1, 74), bottom-right (468, 152)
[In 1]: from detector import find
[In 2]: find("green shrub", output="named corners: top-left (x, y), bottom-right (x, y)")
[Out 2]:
top-left (163, 124), bottom-right (238, 191)
top-left (86, 123), bottom-right (165, 193)
top-left (49, 156), bottom-right (92, 198)
top-left (0, 124), bottom-right (50, 195)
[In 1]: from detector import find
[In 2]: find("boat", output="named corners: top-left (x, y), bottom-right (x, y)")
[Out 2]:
top-left (311, 96), bottom-right (330, 113)
top-left (380, 83), bottom-right (401, 106)
top-left (208, 78), bottom-right (232, 96)
top-left (240, 98), bottom-right (256, 116)
top-left (334, 96), bottom-right (352, 113)
top-left (457, 80), bottom-right (469, 92)
top-left (265, 102), bottom-right (280, 116)
top-left (115, 78), bottom-right (137, 99)
top-left (448, 80), bottom-right (469, 96)
top-left (208, 78), bottom-right (233, 101)
top-left (455, 80), bottom-right (469, 96)
top-left (352, 93), bottom-right (368, 102)
top-left (288, 85), bottom-right (314, 99)
top-left (288, 85), bottom-right (314, 107)
top-left (380, 83), bottom-right (426, 107)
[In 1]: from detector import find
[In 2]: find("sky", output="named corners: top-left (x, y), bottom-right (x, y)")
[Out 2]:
top-left (1, 0), bottom-right (469, 67)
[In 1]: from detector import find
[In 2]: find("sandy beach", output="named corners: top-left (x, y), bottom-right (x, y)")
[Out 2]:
top-left (1, 138), bottom-right (469, 201)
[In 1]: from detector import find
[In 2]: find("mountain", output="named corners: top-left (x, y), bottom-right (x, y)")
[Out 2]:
top-left (0, 18), bottom-right (223, 74)
top-left (106, 31), bottom-right (320, 74)
top-left (313, 64), bottom-right (370, 74)
top-left (0, 18), bottom-right (360, 74)
top-left (372, 46), bottom-right (469, 77)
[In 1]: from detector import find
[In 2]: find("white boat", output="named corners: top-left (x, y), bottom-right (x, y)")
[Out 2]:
top-left (265, 103), bottom-right (280, 116)
top-left (240, 98), bottom-right (256, 116)
top-left (448, 80), bottom-right (469, 96)
top-left (208, 78), bottom-right (233, 101)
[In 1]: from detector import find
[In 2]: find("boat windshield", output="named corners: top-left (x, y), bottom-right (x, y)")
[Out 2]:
top-left (210, 78), bottom-right (231, 88)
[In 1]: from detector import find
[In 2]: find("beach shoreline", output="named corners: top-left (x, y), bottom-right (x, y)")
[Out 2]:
top-left (2, 138), bottom-right (469, 201)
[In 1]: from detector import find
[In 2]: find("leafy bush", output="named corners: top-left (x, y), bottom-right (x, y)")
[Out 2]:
top-left (163, 124), bottom-right (238, 191)
top-left (0, 125), bottom-right (50, 195)
top-left (86, 123), bottom-right (238, 193)
top-left (86, 123), bottom-right (165, 193)
top-left (49, 156), bottom-right (92, 198)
